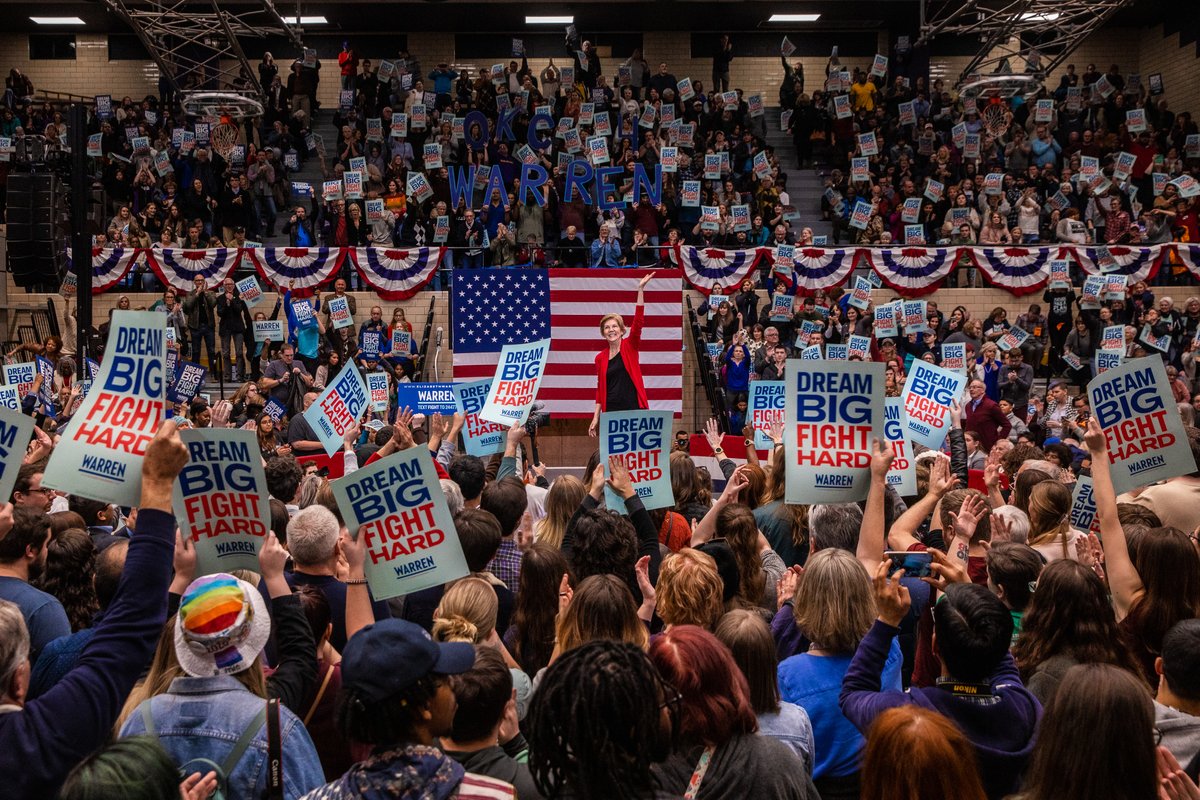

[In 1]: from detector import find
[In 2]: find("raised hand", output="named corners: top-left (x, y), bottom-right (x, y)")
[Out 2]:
top-left (872, 560), bottom-right (912, 627)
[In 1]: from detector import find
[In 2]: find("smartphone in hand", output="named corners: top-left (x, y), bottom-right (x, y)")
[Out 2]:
top-left (884, 550), bottom-right (933, 579)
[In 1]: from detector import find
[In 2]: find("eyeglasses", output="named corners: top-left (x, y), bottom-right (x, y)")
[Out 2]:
top-left (658, 684), bottom-right (683, 716)
top-left (24, 487), bottom-right (53, 496)
top-left (1154, 727), bottom-right (1164, 747)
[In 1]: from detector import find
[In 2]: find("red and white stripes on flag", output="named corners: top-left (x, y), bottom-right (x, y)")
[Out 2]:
top-left (452, 269), bottom-right (684, 418)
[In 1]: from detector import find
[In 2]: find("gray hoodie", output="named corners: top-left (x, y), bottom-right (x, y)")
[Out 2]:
top-left (1155, 700), bottom-right (1200, 768)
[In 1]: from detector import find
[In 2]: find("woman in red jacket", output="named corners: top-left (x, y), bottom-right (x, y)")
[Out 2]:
top-left (589, 272), bottom-right (654, 436)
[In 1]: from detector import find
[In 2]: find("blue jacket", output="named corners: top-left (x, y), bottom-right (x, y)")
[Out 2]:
top-left (589, 238), bottom-right (622, 267)
top-left (840, 620), bottom-right (1041, 799)
top-left (120, 675), bottom-right (325, 800)
top-left (0, 508), bottom-right (175, 798)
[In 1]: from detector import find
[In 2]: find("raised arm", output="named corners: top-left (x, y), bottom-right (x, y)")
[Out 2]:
top-left (692, 467), bottom-right (749, 546)
top-left (1085, 418), bottom-right (1143, 619)
top-left (888, 455), bottom-right (957, 551)
top-left (858, 439), bottom-right (894, 573)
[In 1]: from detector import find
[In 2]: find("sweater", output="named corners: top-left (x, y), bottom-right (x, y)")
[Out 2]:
top-left (0, 508), bottom-right (175, 798)
top-left (654, 734), bottom-right (816, 800)
top-left (840, 620), bottom-right (1041, 800)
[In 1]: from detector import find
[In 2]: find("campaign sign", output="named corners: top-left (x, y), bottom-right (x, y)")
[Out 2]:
top-left (858, 132), bottom-right (878, 157)
top-left (1063, 351), bottom-right (1084, 372)
top-left (749, 381), bottom-right (786, 449)
top-left (0, 408), bottom-right (35, 505)
top-left (900, 361), bottom-right (966, 451)
top-left (998, 326), bottom-right (1030, 352)
top-left (1101, 325), bottom-right (1124, 351)
top-left (4, 362), bottom-right (36, 399)
top-left (871, 54), bottom-right (888, 77)
top-left (848, 335), bottom-right (872, 360)
top-left (480, 339), bottom-right (550, 426)
top-left (323, 180), bottom-right (343, 201)
top-left (898, 101), bottom-right (916, 126)
top-left (1095, 348), bottom-right (1124, 374)
top-left (901, 197), bottom-right (921, 224)
top-left (1080, 275), bottom-right (1105, 309)
top-left (1140, 325), bottom-right (1170, 353)
top-left (1049, 260), bottom-right (1070, 289)
top-left (875, 302), bottom-right (900, 338)
top-left (827, 344), bottom-right (849, 361)
top-left (304, 364), bottom-right (369, 457)
top-left (395, 382), bottom-right (458, 415)
top-left (168, 361), bottom-right (205, 404)
top-left (769, 294), bottom-right (793, 321)
top-left (360, 330), bottom-right (383, 359)
top-left (963, 134), bottom-right (980, 160)
top-left (1069, 475), bottom-right (1101, 535)
top-left (924, 179), bottom-right (945, 203)
top-left (174, 429), bottom-right (271, 576)
top-left (1088, 357), bottom-right (1196, 493)
top-left (849, 200), bottom-right (872, 230)
top-left (391, 329), bottom-right (412, 356)
top-left (343, 170), bottom-right (364, 200)
top-left (367, 372), bottom-right (390, 413)
top-left (408, 171), bottom-right (434, 204)
top-left (1113, 151), bottom-right (1136, 182)
top-left (589, 136), bottom-right (610, 165)
top-left (236, 275), bottom-right (263, 308)
top-left (1035, 99), bottom-right (1054, 123)
top-left (391, 112), bottom-right (408, 137)
top-left (1127, 108), bottom-right (1147, 133)
top-left (785, 360), bottom-right (884, 504)
top-left (452, 379), bottom-right (506, 457)
top-left (43, 311), bottom-right (166, 505)
top-left (833, 95), bottom-right (852, 119)
top-left (903, 300), bottom-right (928, 333)
top-left (848, 276), bottom-right (872, 310)
top-left (332, 446), bottom-right (469, 600)
top-left (941, 342), bottom-right (967, 372)
top-left (661, 147), bottom-right (678, 172)
top-left (851, 157), bottom-right (869, 183)
top-left (328, 295), bottom-right (354, 330)
top-left (293, 299), bottom-right (317, 329)
top-left (254, 319), bottom-right (284, 343)
top-left (882, 397), bottom-right (917, 496)
top-left (600, 409), bottom-right (673, 512)
top-left (0, 386), bottom-right (18, 411)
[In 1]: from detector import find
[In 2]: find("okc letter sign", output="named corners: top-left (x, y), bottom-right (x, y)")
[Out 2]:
top-left (785, 360), bottom-right (884, 503)
top-left (44, 311), bottom-right (166, 505)
top-left (1088, 358), bottom-right (1195, 494)
top-left (480, 339), bottom-right (550, 426)
top-left (452, 379), bottom-right (506, 457)
top-left (332, 446), bottom-right (469, 599)
top-left (600, 409), bottom-right (673, 512)
top-left (900, 361), bottom-right (966, 451)
top-left (173, 429), bottom-right (271, 575)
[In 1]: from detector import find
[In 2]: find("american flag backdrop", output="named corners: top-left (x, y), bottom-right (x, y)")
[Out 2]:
top-left (451, 268), bottom-right (684, 417)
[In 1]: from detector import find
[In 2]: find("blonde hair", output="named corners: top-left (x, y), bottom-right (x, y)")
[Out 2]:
top-left (432, 576), bottom-right (497, 643)
top-left (534, 475), bottom-right (586, 549)
top-left (599, 313), bottom-right (626, 336)
top-left (794, 549), bottom-right (876, 653)
top-left (657, 549), bottom-right (725, 630)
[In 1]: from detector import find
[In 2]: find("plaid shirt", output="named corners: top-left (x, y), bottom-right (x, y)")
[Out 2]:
top-left (486, 538), bottom-right (522, 590)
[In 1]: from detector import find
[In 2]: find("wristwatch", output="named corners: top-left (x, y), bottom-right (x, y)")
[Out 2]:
top-left (744, 438), bottom-right (754, 447)
top-left (713, 446), bottom-right (725, 455)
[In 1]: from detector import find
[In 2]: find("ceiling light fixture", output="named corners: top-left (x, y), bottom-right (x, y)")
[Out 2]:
top-left (284, 15), bottom-right (328, 24)
top-left (526, 15), bottom-right (574, 24)
top-left (1019, 11), bottom-right (1060, 21)
top-left (30, 16), bottom-right (86, 24)
top-left (768, 14), bottom-right (821, 22)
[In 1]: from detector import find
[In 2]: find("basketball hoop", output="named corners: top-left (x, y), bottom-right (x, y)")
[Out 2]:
top-left (981, 99), bottom-right (1013, 137)
top-left (957, 74), bottom-right (1042, 138)
top-left (181, 91), bottom-right (264, 157)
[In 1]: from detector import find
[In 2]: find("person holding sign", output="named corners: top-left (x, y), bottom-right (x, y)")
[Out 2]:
top-left (589, 273), bottom-right (655, 437)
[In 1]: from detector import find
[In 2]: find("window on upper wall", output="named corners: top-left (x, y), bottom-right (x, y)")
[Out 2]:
top-left (29, 34), bottom-right (77, 60)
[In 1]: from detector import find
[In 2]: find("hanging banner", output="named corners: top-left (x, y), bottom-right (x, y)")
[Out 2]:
top-left (43, 311), bottom-right (167, 505)
top-left (65, 247), bottom-right (139, 294)
top-left (864, 247), bottom-right (959, 296)
top-left (144, 248), bottom-right (242, 294)
top-left (968, 247), bottom-right (1053, 296)
top-left (303, 364), bottom-right (370, 457)
top-left (452, 378), bottom-right (506, 457)
top-left (900, 361), bottom-right (966, 451)
top-left (331, 446), bottom-right (469, 600)
top-left (349, 247), bottom-right (444, 300)
top-left (174, 428), bottom-right (271, 575)
top-left (600, 409), bottom-right (674, 512)
top-left (785, 360), bottom-right (884, 504)
top-left (749, 380), bottom-right (786, 449)
top-left (786, 247), bottom-right (859, 292)
top-left (670, 245), bottom-right (762, 294)
top-left (479, 339), bottom-right (551, 426)
top-left (1066, 243), bottom-right (1167, 284)
top-left (248, 247), bottom-right (346, 297)
top-left (1088, 357), bottom-right (1196, 494)
top-left (0, 408), bottom-right (36, 505)
top-left (884, 397), bottom-right (917, 495)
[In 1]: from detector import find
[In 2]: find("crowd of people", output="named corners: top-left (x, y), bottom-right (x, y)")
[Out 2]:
top-left (3, 32), bottom-right (1200, 800)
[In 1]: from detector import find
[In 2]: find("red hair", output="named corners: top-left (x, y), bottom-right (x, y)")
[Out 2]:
top-left (860, 706), bottom-right (987, 800)
top-left (649, 625), bottom-right (757, 746)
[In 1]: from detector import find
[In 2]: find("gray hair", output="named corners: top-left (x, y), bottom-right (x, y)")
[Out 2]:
top-left (441, 479), bottom-right (464, 516)
top-left (297, 474), bottom-right (325, 509)
top-left (808, 503), bottom-right (864, 553)
top-left (0, 600), bottom-right (30, 693)
top-left (286, 505), bottom-right (340, 567)
top-left (992, 505), bottom-right (1031, 545)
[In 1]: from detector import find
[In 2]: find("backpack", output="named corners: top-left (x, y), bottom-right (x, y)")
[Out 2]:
top-left (137, 696), bottom-right (283, 800)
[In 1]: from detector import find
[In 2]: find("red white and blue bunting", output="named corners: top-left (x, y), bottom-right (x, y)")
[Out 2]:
top-left (1176, 244), bottom-right (1200, 280)
top-left (786, 247), bottom-right (860, 292)
top-left (348, 247), bottom-right (444, 301)
top-left (247, 247), bottom-right (346, 297)
top-left (1066, 243), bottom-right (1167, 284)
top-left (671, 245), bottom-right (763, 295)
top-left (862, 247), bottom-right (959, 296)
top-left (65, 247), bottom-right (139, 294)
top-left (144, 248), bottom-right (242, 294)
top-left (967, 247), bottom-right (1053, 297)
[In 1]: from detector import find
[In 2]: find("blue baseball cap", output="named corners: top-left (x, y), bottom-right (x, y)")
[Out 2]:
top-left (342, 619), bottom-right (474, 701)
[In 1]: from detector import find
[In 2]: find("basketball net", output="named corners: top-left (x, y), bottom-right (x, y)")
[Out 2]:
top-left (981, 97), bottom-right (1011, 137)
top-left (210, 112), bottom-right (240, 157)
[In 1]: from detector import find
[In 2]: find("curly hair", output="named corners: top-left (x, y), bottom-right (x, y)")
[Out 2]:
top-left (568, 509), bottom-right (637, 585)
top-left (528, 640), bottom-right (672, 800)
top-left (656, 549), bottom-right (725, 630)
top-left (35, 529), bottom-right (98, 632)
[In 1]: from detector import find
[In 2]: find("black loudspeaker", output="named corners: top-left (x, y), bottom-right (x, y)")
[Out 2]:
top-left (6, 172), bottom-right (66, 289)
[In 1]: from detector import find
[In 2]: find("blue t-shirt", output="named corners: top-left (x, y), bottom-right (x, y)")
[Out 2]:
top-left (777, 639), bottom-right (903, 779)
top-left (0, 577), bottom-right (71, 665)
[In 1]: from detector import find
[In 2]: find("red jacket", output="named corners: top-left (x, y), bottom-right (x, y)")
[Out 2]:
top-left (594, 304), bottom-right (648, 411)
top-left (964, 396), bottom-right (1011, 452)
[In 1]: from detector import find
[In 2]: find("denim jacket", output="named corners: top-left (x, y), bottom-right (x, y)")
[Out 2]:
top-left (120, 675), bottom-right (325, 800)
